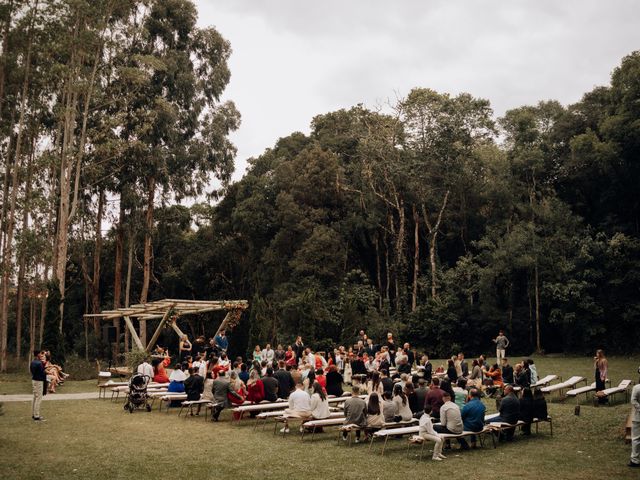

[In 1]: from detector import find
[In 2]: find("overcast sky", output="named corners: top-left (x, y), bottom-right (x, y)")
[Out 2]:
top-left (194, 0), bottom-right (640, 181)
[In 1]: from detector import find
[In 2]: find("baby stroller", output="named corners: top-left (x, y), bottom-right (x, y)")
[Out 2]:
top-left (124, 374), bottom-right (152, 413)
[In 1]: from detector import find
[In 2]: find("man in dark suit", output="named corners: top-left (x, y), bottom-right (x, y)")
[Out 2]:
top-left (273, 361), bottom-right (295, 399)
top-left (210, 370), bottom-right (242, 421)
top-left (490, 384), bottom-right (520, 440)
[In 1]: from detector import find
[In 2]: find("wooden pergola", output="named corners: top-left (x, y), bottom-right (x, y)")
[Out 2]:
top-left (84, 299), bottom-right (248, 353)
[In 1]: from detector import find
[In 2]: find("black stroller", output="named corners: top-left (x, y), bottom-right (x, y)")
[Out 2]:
top-left (124, 373), bottom-right (152, 413)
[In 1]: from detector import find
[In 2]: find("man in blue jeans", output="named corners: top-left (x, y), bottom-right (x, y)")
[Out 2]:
top-left (30, 350), bottom-right (46, 421)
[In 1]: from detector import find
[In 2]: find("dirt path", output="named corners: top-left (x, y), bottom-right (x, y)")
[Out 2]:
top-left (0, 392), bottom-right (100, 402)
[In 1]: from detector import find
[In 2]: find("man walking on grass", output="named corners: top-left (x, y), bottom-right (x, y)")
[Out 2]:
top-left (493, 330), bottom-right (509, 365)
top-left (30, 350), bottom-right (46, 421)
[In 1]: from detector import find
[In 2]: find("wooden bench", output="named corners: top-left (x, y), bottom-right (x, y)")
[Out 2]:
top-left (598, 379), bottom-right (632, 405)
top-left (178, 399), bottom-right (219, 418)
top-left (488, 415), bottom-right (553, 437)
top-left (541, 376), bottom-right (586, 399)
top-left (406, 425), bottom-right (497, 459)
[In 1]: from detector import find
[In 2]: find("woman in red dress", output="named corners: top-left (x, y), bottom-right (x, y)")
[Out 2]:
top-left (246, 370), bottom-right (264, 403)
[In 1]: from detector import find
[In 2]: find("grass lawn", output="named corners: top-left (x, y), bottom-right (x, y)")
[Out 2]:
top-left (0, 355), bottom-right (638, 480)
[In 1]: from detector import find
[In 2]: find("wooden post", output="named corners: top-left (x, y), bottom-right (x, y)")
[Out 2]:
top-left (123, 316), bottom-right (144, 350)
top-left (146, 306), bottom-right (174, 353)
top-left (214, 311), bottom-right (233, 338)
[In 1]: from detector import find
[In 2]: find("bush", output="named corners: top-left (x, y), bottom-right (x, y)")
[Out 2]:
top-left (124, 350), bottom-right (148, 373)
top-left (63, 355), bottom-right (97, 381)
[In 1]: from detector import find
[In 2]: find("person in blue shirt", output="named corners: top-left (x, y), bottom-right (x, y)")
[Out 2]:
top-left (214, 330), bottom-right (229, 352)
top-left (461, 388), bottom-right (486, 448)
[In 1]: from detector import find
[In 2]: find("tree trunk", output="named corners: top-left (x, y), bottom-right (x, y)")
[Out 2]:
top-left (534, 262), bottom-right (542, 353)
top-left (139, 176), bottom-right (156, 345)
top-left (421, 190), bottom-right (450, 300)
top-left (374, 235), bottom-right (383, 310)
top-left (411, 205), bottom-right (419, 312)
top-left (113, 198), bottom-right (125, 358)
top-left (91, 189), bottom-right (104, 315)
top-left (0, 0), bottom-right (13, 120)
top-left (124, 226), bottom-right (134, 352)
top-left (0, 0), bottom-right (36, 371)
top-left (14, 135), bottom-right (35, 360)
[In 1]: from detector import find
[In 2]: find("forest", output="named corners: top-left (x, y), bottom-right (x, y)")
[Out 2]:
top-left (0, 0), bottom-right (639, 371)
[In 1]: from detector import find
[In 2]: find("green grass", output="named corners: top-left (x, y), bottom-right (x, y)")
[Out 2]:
top-left (0, 355), bottom-right (638, 480)
top-left (0, 373), bottom-right (100, 395)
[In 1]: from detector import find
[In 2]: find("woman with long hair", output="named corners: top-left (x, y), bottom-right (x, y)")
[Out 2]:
top-left (252, 345), bottom-right (262, 362)
top-left (246, 369), bottom-right (264, 404)
top-left (393, 383), bottom-right (413, 421)
top-left (594, 349), bottom-right (609, 404)
top-left (365, 392), bottom-right (385, 438)
top-left (325, 364), bottom-right (344, 397)
top-left (367, 371), bottom-right (384, 396)
top-left (310, 381), bottom-right (330, 419)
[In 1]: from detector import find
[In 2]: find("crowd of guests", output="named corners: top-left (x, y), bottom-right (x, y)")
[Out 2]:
top-left (135, 329), bottom-right (549, 457)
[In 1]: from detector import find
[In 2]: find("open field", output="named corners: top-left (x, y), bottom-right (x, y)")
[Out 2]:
top-left (1, 355), bottom-right (638, 480)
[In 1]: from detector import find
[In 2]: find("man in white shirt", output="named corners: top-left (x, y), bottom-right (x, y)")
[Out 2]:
top-left (434, 391), bottom-right (467, 450)
top-left (264, 344), bottom-right (275, 366)
top-left (281, 383), bottom-right (312, 433)
top-left (192, 355), bottom-right (207, 378)
top-left (137, 358), bottom-right (153, 378)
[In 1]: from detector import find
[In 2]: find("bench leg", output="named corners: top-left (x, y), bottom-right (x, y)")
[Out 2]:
top-left (381, 436), bottom-right (389, 456)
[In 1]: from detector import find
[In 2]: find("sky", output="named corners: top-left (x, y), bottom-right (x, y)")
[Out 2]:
top-left (194, 0), bottom-right (640, 182)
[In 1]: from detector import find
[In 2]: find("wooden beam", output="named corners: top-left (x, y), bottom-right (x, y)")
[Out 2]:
top-left (169, 320), bottom-right (187, 339)
top-left (145, 305), bottom-right (175, 353)
top-left (123, 316), bottom-right (144, 350)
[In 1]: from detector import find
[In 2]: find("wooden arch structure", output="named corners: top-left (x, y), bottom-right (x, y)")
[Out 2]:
top-left (84, 299), bottom-right (248, 353)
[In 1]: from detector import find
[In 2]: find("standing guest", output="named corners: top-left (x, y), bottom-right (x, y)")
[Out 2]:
top-left (493, 330), bottom-right (510, 365)
top-left (292, 336), bottom-right (305, 362)
top-left (310, 381), bottom-right (330, 420)
top-left (365, 338), bottom-right (377, 358)
top-left (193, 336), bottom-right (207, 358)
top-left (211, 370), bottom-right (242, 421)
top-left (532, 388), bottom-right (548, 421)
top-left (342, 385), bottom-right (368, 443)
top-left (273, 361), bottom-right (295, 399)
top-left (461, 388), bottom-right (486, 448)
top-left (184, 367), bottom-right (204, 403)
top-left (419, 404), bottom-right (445, 461)
top-left (491, 384), bottom-right (520, 441)
top-left (501, 358), bottom-right (514, 384)
top-left (214, 330), bottom-right (229, 353)
top-left (421, 355), bottom-right (433, 383)
top-left (458, 353), bottom-right (469, 377)
top-left (527, 358), bottom-right (538, 385)
top-left (30, 350), bottom-right (46, 421)
top-left (519, 387), bottom-right (534, 435)
top-left (454, 356), bottom-right (463, 379)
top-left (246, 370), bottom-right (265, 404)
top-left (264, 344), bottom-right (275, 366)
top-left (281, 383), bottom-right (312, 433)
top-left (404, 343), bottom-right (415, 367)
top-left (594, 349), bottom-right (609, 405)
top-left (261, 368), bottom-right (279, 402)
top-left (385, 333), bottom-right (397, 366)
top-left (446, 359), bottom-right (458, 383)
top-left (192, 355), bottom-right (207, 378)
top-left (468, 359), bottom-right (482, 388)
top-left (425, 378), bottom-right (445, 420)
top-left (433, 392), bottom-right (465, 448)
top-left (356, 330), bottom-right (366, 344)
top-left (628, 382), bottom-right (640, 468)
top-left (178, 335), bottom-right (192, 363)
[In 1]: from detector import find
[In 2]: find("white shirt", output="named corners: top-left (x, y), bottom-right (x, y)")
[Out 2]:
top-left (306, 352), bottom-right (315, 367)
top-left (193, 360), bottom-right (206, 378)
top-left (137, 362), bottom-right (153, 378)
top-left (169, 369), bottom-right (187, 382)
top-left (419, 413), bottom-right (439, 436)
top-left (310, 393), bottom-right (330, 419)
top-left (265, 349), bottom-right (275, 362)
top-left (288, 388), bottom-right (311, 412)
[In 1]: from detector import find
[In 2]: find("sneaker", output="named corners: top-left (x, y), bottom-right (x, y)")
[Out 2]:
top-left (33, 416), bottom-right (45, 422)
top-left (342, 435), bottom-right (348, 442)
top-left (280, 427), bottom-right (290, 434)
top-left (629, 462), bottom-right (640, 468)
top-left (299, 426), bottom-right (305, 433)
top-left (354, 438), bottom-right (360, 444)
top-left (432, 456), bottom-right (442, 461)
top-left (438, 453), bottom-right (447, 459)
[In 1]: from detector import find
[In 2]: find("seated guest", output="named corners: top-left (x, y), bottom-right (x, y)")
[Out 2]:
top-left (227, 370), bottom-right (247, 407)
top-left (458, 353), bottom-right (469, 377)
top-left (490, 384), bottom-right (520, 441)
top-left (261, 368), bottom-right (279, 403)
top-left (393, 383), bottom-right (413, 421)
top-left (196, 371), bottom-right (214, 415)
top-left (273, 361), bottom-right (295, 399)
top-left (367, 371), bottom-right (384, 396)
top-left (483, 364), bottom-right (504, 397)
top-left (515, 363), bottom-right (531, 389)
top-left (281, 383), bottom-right (312, 433)
top-left (342, 385), bottom-right (367, 443)
top-left (453, 378), bottom-right (468, 409)
top-left (425, 378), bottom-right (445, 420)
top-left (152, 358), bottom-right (170, 384)
top-left (461, 388), bottom-right (486, 448)
top-left (446, 359), bottom-right (458, 383)
top-left (419, 404), bottom-right (445, 461)
top-left (381, 369), bottom-right (394, 394)
top-left (532, 388), bottom-right (548, 420)
top-left (414, 378), bottom-right (429, 416)
top-left (315, 369), bottom-right (327, 391)
top-left (238, 363), bottom-right (250, 384)
top-left (501, 358), bottom-right (514, 384)
top-left (519, 387), bottom-right (534, 435)
top-left (310, 381), bottom-right (330, 420)
top-left (137, 357), bottom-right (154, 378)
top-left (421, 355), bottom-right (433, 383)
top-left (468, 359), bottom-right (483, 388)
top-left (167, 365), bottom-right (186, 392)
top-left (184, 367), bottom-right (204, 402)
top-left (404, 382), bottom-right (420, 414)
top-left (246, 369), bottom-right (265, 404)
top-left (325, 365), bottom-right (344, 397)
top-left (382, 390), bottom-right (397, 423)
top-left (211, 370), bottom-right (243, 421)
top-left (434, 391), bottom-right (465, 449)
top-left (365, 392), bottom-right (385, 437)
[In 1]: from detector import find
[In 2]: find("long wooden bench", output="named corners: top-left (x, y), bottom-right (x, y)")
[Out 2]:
top-left (406, 425), bottom-right (497, 459)
top-left (488, 415), bottom-right (553, 437)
